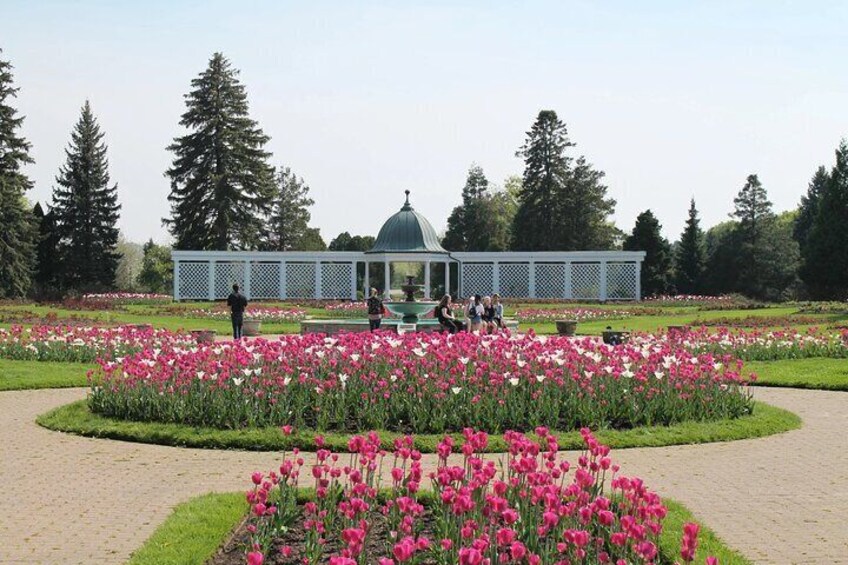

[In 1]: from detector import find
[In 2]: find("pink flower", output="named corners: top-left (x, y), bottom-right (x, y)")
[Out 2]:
top-left (459, 547), bottom-right (483, 565)
top-left (246, 551), bottom-right (263, 565)
top-left (510, 541), bottom-right (527, 561)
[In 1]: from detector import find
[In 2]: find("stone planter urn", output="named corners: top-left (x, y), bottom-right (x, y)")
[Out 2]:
top-left (242, 319), bottom-right (262, 337)
top-left (555, 320), bottom-right (578, 336)
top-left (190, 329), bottom-right (217, 344)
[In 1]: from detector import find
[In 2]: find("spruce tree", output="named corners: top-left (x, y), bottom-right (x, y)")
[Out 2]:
top-left (801, 141), bottom-right (848, 299)
top-left (443, 164), bottom-right (490, 251)
top-left (0, 50), bottom-right (36, 298)
top-left (732, 174), bottom-right (773, 242)
top-left (165, 52), bottom-right (276, 250)
top-left (51, 101), bottom-right (121, 291)
top-left (264, 166), bottom-right (315, 251)
top-left (623, 210), bottom-right (672, 297)
top-left (32, 203), bottom-right (62, 297)
top-left (512, 110), bottom-right (615, 250)
top-left (674, 199), bottom-right (705, 294)
top-left (794, 166), bottom-right (829, 252)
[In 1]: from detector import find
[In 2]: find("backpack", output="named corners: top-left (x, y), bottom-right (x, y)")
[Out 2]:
top-left (467, 304), bottom-right (477, 318)
top-left (367, 297), bottom-right (382, 315)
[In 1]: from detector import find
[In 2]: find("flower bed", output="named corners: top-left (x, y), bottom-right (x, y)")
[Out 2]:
top-left (0, 325), bottom-right (194, 363)
top-left (515, 308), bottom-right (633, 324)
top-left (232, 428), bottom-right (715, 565)
top-left (645, 294), bottom-right (767, 311)
top-left (188, 306), bottom-right (307, 324)
top-left (695, 315), bottom-right (823, 328)
top-left (89, 332), bottom-right (753, 433)
top-left (82, 292), bottom-right (172, 304)
top-left (323, 302), bottom-right (368, 318)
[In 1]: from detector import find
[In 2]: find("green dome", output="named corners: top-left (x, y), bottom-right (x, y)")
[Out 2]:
top-left (367, 191), bottom-right (448, 254)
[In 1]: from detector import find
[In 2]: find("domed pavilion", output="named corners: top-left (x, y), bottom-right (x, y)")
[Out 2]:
top-left (171, 191), bottom-right (645, 302)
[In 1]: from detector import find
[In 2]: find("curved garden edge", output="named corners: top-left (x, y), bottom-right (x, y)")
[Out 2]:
top-left (126, 491), bottom-right (751, 565)
top-left (36, 399), bottom-right (801, 453)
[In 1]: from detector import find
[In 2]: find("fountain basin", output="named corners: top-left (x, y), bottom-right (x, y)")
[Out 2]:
top-left (383, 301), bottom-right (438, 324)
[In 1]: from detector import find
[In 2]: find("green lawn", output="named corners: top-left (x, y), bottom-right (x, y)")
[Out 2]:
top-left (0, 359), bottom-right (95, 391)
top-left (37, 398), bottom-right (799, 453)
top-left (126, 490), bottom-right (748, 565)
top-left (746, 358), bottom-right (848, 391)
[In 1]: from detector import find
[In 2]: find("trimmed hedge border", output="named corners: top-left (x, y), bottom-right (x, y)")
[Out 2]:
top-left (37, 399), bottom-right (800, 453)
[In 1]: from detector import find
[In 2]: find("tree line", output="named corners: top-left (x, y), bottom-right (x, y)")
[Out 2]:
top-left (1, 49), bottom-right (846, 300)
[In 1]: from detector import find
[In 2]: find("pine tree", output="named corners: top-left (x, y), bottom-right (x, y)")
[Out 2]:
top-left (165, 52), bottom-right (276, 250)
top-left (32, 203), bottom-right (62, 297)
top-left (732, 174), bottom-right (773, 242)
top-left (51, 101), bottom-right (121, 291)
top-left (674, 199), bottom-right (705, 294)
top-left (623, 210), bottom-right (672, 297)
top-left (512, 110), bottom-right (615, 250)
top-left (801, 141), bottom-right (848, 299)
top-left (264, 166), bottom-right (316, 251)
top-left (794, 166), bottom-right (829, 252)
top-left (443, 164), bottom-right (490, 251)
top-left (0, 50), bottom-right (36, 298)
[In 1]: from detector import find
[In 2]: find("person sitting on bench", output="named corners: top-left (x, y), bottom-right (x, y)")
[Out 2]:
top-left (436, 294), bottom-right (460, 334)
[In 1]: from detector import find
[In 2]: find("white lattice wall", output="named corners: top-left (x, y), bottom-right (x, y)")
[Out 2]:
top-left (251, 262), bottom-right (281, 299)
top-left (606, 262), bottom-right (639, 300)
top-left (534, 263), bottom-right (566, 299)
top-left (285, 263), bottom-right (316, 299)
top-left (178, 262), bottom-right (209, 299)
top-left (321, 263), bottom-right (354, 299)
top-left (498, 263), bottom-right (530, 298)
top-left (214, 263), bottom-right (245, 299)
top-left (571, 263), bottom-right (601, 300)
top-left (461, 264), bottom-right (495, 296)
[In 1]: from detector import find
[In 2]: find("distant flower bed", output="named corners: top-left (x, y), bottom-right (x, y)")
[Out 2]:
top-left (695, 315), bottom-right (823, 328)
top-left (240, 428), bottom-right (716, 565)
top-left (0, 310), bottom-right (109, 327)
top-left (0, 325), bottom-right (194, 363)
top-left (323, 301), bottom-right (368, 318)
top-left (188, 306), bottom-right (307, 323)
top-left (82, 292), bottom-right (172, 304)
top-left (515, 308), bottom-right (632, 324)
top-left (638, 327), bottom-right (848, 361)
top-left (793, 301), bottom-right (848, 315)
top-left (89, 332), bottom-right (753, 433)
top-left (646, 294), bottom-right (767, 311)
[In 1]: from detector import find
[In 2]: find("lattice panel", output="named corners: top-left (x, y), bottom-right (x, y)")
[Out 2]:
top-left (461, 264), bottom-right (494, 297)
top-left (250, 262), bottom-right (280, 299)
top-left (534, 263), bottom-right (566, 299)
top-left (285, 263), bottom-right (316, 299)
top-left (178, 262), bottom-right (209, 299)
top-left (498, 263), bottom-right (530, 298)
top-left (214, 262), bottom-right (245, 299)
top-left (571, 263), bottom-right (601, 300)
top-left (321, 263), bottom-right (353, 299)
top-left (606, 262), bottom-right (638, 300)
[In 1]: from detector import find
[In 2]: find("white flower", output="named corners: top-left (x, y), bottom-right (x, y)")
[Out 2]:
top-left (350, 354), bottom-right (360, 362)
top-left (232, 377), bottom-right (244, 386)
top-left (509, 377), bottom-right (520, 387)
top-left (535, 375), bottom-right (546, 383)
top-left (196, 371), bottom-right (205, 379)
top-left (622, 369), bottom-right (634, 379)
top-left (339, 373), bottom-right (349, 389)
top-left (516, 359), bottom-right (527, 368)
top-left (459, 357), bottom-right (470, 365)
top-left (654, 371), bottom-right (664, 380)
top-left (451, 387), bottom-right (462, 395)
top-left (412, 348), bottom-right (426, 357)
top-left (283, 376), bottom-right (292, 386)
top-left (390, 374), bottom-right (398, 382)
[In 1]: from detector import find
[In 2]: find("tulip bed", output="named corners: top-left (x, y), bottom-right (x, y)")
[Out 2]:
top-left (235, 428), bottom-right (716, 565)
top-left (187, 306), bottom-right (308, 323)
top-left (88, 332), bottom-right (753, 434)
top-left (514, 308), bottom-right (633, 324)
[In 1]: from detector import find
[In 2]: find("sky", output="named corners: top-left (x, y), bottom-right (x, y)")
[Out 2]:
top-left (3, 0), bottom-right (848, 245)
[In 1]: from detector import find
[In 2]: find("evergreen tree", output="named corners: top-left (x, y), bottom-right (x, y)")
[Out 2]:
top-left (442, 164), bottom-right (490, 251)
top-left (701, 221), bottom-right (740, 296)
top-left (51, 101), bottom-right (121, 291)
top-left (264, 166), bottom-right (316, 251)
top-left (329, 232), bottom-right (375, 251)
top-left (623, 210), bottom-right (672, 297)
top-left (674, 199), bottom-right (705, 294)
top-left (32, 203), bottom-right (62, 297)
top-left (165, 52), bottom-right (276, 250)
top-left (732, 174), bottom-right (773, 242)
top-left (512, 110), bottom-right (615, 250)
top-left (0, 50), bottom-right (36, 298)
top-left (136, 240), bottom-right (173, 294)
top-left (794, 166), bottom-right (829, 252)
top-left (801, 141), bottom-right (848, 299)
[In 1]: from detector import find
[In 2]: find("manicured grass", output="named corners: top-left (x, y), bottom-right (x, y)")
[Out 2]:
top-left (37, 399), bottom-right (799, 453)
top-left (126, 492), bottom-right (247, 565)
top-left (0, 359), bottom-right (95, 391)
top-left (746, 358), bottom-right (848, 391)
top-left (128, 490), bottom-right (747, 565)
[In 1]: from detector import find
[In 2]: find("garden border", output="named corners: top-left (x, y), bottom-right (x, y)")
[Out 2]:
top-left (37, 400), bottom-right (800, 453)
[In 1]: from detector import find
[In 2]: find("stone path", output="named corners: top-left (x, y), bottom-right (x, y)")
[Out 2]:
top-left (1, 386), bottom-right (847, 564)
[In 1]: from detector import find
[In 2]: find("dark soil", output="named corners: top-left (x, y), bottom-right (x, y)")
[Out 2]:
top-left (207, 508), bottom-right (440, 565)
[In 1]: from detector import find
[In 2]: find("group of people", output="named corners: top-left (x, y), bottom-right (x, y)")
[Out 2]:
top-left (436, 293), bottom-right (505, 334)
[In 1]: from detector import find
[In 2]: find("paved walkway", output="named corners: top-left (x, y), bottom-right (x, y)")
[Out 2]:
top-left (1, 387), bottom-right (847, 564)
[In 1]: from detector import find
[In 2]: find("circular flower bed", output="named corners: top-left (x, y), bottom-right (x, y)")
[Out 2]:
top-left (89, 332), bottom-right (753, 433)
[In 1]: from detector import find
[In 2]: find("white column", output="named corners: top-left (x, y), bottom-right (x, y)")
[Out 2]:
top-left (599, 261), bottom-right (608, 302)
top-left (424, 261), bottom-right (431, 299)
top-left (350, 262), bottom-right (357, 300)
top-left (492, 262), bottom-right (500, 295)
top-left (563, 262), bottom-right (573, 299)
top-left (173, 260), bottom-right (180, 301)
top-left (384, 261), bottom-right (391, 298)
top-left (315, 262), bottom-right (323, 299)
top-left (243, 261), bottom-right (251, 299)
top-left (207, 261), bottom-right (215, 300)
top-left (528, 262), bottom-right (536, 299)
top-left (364, 261), bottom-right (370, 295)
top-left (279, 262), bottom-right (287, 300)
top-left (444, 261), bottom-right (450, 297)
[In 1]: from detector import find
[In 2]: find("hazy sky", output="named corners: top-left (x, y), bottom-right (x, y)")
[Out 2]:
top-left (3, 0), bottom-right (848, 245)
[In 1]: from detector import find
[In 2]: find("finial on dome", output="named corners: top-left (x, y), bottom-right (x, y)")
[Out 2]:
top-left (404, 189), bottom-right (410, 205)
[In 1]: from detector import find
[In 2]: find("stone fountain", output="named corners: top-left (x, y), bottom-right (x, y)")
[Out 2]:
top-left (383, 275), bottom-right (438, 324)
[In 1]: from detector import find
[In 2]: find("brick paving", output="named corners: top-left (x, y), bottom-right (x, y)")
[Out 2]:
top-left (1, 386), bottom-right (847, 564)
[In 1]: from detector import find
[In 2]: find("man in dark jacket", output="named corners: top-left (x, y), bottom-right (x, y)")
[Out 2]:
top-left (227, 283), bottom-right (248, 339)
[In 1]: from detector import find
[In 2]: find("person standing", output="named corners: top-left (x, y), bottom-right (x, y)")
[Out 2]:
top-left (366, 287), bottom-right (383, 331)
top-left (227, 283), bottom-right (248, 340)
top-left (491, 293), bottom-right (505, 330)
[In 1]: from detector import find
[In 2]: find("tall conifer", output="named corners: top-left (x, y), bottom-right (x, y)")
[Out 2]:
top-left (165, 52), bottom-right (276, 250)
top-left (674, 199), bottom-right (705, 294)
top-left (264, 166), bottom-right (315, 251)
top-left (51, 101), bottom-right (121, 291)
top-left (0, 50), bottom-right (36, 298)
top-left (623, 210), bottom-right (672, 297)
